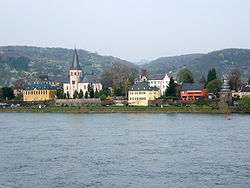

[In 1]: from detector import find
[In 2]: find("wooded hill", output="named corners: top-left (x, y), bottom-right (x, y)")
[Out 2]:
top-left (0, 46), bottom-right (136, 86)
top-left (141, 48), bottom-right (250, 81)
top-left (0, 46), bottom-right (249, 87)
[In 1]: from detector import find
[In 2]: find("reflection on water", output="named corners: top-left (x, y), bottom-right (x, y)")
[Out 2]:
top-left (0, 113), bottom-right (250, 187)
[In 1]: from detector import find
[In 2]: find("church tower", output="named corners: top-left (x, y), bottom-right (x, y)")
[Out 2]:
top-left (69, 49), bottom-right (82, 98)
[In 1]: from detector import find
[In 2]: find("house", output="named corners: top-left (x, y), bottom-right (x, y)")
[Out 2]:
top-left (135, 72), bottom-right (177, 95)
top-left (240, 85), bottom-right (250, 97)
top-left (128, 82), bottom-right (161, 106)
top-left (23, 83), bottom-right (56, 101)
top-left (63, 49), bottom-right (102, 98)
top-left (181, 83), bottom-right (208, 100)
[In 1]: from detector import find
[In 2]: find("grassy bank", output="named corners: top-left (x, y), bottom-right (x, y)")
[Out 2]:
top-left (0, 105), bottom-right (236, 113)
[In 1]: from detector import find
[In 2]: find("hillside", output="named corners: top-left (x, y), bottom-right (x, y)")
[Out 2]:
top-left (141, 49), bottom-right (250, 80)
top-left (0, 46), bottom-right (136, 86)
top-left (186, 49), bottom-right (250, 80)
top-left (140, 54), bottom-right (203, 74)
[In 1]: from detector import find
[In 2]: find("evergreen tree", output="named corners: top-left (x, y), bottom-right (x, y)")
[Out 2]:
top-left (73, 90), bottom-right (78, 99)
top-left (66, 91), bottom-right (70, 99)
top-left (207, 68), bottom-right (217, 84)
top-left (63, 93), bottom-right (66, 99)
top-left (84, 91), bottom-right (88, 99)
top-left (88, 84), bottom-right (94, 98)
top-left (165, 77), bottom-right (176, 97)
top-left (78, 89), bottom-right (83, 99)
top-left (94, 89), bottom-right (99, 98)
top-left (56, 89), bottom-right (64, 99)
top-left (0, 87), bottom-right (15, 100)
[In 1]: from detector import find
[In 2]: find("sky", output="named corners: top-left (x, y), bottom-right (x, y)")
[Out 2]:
top-left (1, 0), bottom-right (250, 62)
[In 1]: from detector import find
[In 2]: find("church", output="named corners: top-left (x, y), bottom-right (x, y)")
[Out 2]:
top-left (63, 49), bottom-right (102, 98)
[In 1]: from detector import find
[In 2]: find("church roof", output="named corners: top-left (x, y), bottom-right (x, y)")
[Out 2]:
top-left (70, 49), bottom-right (81, 70)
top-left (82, 75), bottom-right (100, 83)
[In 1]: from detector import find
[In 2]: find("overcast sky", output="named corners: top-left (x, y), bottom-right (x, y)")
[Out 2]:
top-left (1, 0), bottom-right (250, 62)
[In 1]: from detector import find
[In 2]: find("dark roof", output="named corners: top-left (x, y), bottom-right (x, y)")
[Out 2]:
top-left (148, 74), bottom-right (165, 80)
top-left (25, 84), bottom-right (56, 90)
top-left (70, 49), bottom-right (81, 70)
top-left (181, 83), bottom-right (205, 91)
top-left (241, 85), bottom-right (250, 92)
top-left (129, 82), bottom-right (159, 91)
top-left (81, 75), bottom-right (100, 83)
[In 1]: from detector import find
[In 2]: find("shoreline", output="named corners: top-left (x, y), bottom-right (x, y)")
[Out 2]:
top-left (0, 106), bottom-right (248, 114)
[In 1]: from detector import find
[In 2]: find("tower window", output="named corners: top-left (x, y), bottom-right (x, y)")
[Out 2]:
top-left (72, 81), bottom-right (75, 84)
top-left (74, 72), bottom-right (76, 75)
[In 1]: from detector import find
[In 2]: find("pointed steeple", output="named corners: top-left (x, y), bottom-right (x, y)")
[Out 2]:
top-left (70, 48), bottom-right (81, 70)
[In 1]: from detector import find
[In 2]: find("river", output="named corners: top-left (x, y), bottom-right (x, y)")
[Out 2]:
top-left (0, 113), bottom-right (249, 187)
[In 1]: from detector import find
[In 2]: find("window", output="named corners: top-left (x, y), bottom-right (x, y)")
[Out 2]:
top-left (72, 81), bottom-right (75, 84)
top-left (74, 72), bottom-right (76, 75)
top-left (71, 72), bottom-right (73, 75)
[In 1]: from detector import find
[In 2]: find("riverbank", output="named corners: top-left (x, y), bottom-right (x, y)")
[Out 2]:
top-left (0, 105), bottom-right (243, 113)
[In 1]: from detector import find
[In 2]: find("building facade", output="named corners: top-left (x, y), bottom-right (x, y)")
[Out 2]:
top-left (240, 84), bottom-right (250, 97)
top-left (128, 82), bottom-right (161, 106)
top-left (180, 83), bottom-right (208, 100)
top-left (23, 83), bottom-right (56, 101)
top-left (63, 49), bottom-right (102, 98)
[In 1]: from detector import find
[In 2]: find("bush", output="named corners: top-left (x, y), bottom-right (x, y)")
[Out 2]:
top-left (238, 96), bottom-right (250, 112)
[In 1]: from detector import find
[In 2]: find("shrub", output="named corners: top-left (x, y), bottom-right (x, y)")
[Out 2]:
top-left (238, 96), bottom-right (250, 112)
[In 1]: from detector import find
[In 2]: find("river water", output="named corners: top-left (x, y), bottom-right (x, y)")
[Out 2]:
top-left (0, 113), bottom-right (249, 187)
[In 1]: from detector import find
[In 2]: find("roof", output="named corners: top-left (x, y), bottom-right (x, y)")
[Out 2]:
top-left (181, 83), bottom-right (205, 91)
top-left (241, 85), bottom-right (250, 92)
top-left (129, 82), bottom-right (159, 91)
top-left (70, 49), bottom-right (81, 70)
top-left (81, 74), bottom-right (100, 83)
top-left (25, 83), bottom-right (56, 91)
top-left (148, 74), bottom-right (165, 80)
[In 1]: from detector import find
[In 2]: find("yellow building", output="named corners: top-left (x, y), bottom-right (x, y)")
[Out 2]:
top-left (23, 84), bottom-right (56, 102)
top-left (128, 82), bottom-right (161, 106)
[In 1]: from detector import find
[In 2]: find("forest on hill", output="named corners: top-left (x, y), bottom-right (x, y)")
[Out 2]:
top-left (0, 46), bottom-right (135, 86)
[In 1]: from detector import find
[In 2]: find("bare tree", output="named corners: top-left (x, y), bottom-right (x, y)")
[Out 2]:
top-left (228, 69), bottom-right (242, 91)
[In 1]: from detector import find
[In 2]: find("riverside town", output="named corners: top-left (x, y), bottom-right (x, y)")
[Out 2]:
top-left (0, 48), bottom-right (250, 113)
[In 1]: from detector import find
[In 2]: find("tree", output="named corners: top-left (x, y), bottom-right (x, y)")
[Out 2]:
top-left (78, 89), bottom-right (83, 99)
top-left (100, 62), bottom-right (139, 96)
top-left (228, 69), bottom-right (242, 91)
top-left (0, 87), bottom-right (15, 100)
top-left (207, 68), bottom-right (217, 84)
top-left (56, 89), bottom-right (64, 99)
top-left (165, 77), bottom-right (176, 97)
top-left (84, 91), bottom-right (88, 99)
top-left (94, 89), bottom-right (99, 98)
top-left (73, 90), bottom-right (78, 99)
top-left (88, 84), bottom-right (94, 98)
top-left (13, 79), bottom-right (26, 89)
top-left (66, 91), bottom-right (70, 99)
top-left (63, 93), bottom-right (66, 99)
top-left (206, 78), bottom-right (222, 93)
top-left (179, 68), bottom-right (194, 83)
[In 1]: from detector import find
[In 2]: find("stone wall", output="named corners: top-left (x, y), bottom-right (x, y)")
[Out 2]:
top-left (55, 99), bottom-right (101, 106)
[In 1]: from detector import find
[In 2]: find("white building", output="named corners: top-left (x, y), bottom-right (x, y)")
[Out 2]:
top-left (148, 74), bottom-right (171, 95)
top-left (63, 49), bottom-right (102, 98)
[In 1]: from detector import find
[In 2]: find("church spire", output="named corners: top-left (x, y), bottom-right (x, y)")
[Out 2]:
top-left (70, 48), bottom-right (81, 70)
